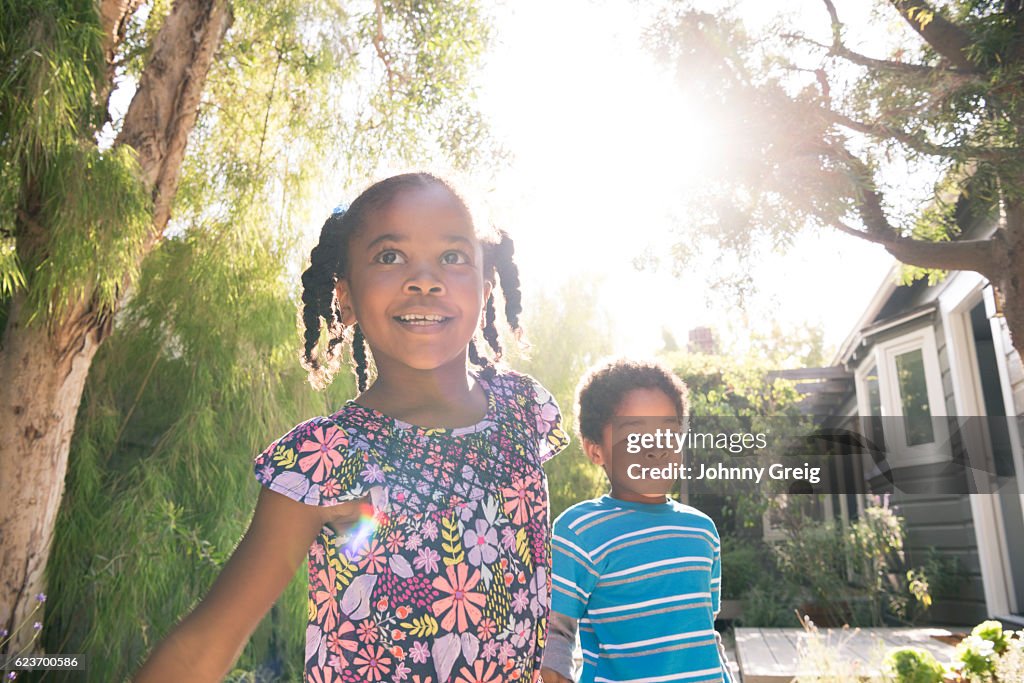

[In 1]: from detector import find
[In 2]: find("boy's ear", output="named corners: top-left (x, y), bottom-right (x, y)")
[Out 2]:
top-left (582, 437), bottom-right (604, 467)
top-left (334, 279), bottom-right (357, 326)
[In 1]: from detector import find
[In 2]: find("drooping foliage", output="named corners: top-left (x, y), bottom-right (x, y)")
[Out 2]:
top-left (1, 0), bottom-right (500, 676)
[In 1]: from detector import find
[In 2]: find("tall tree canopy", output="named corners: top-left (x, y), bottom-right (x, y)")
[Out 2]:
top-left (0, 0), bottom-right (494, 657)
top-left (648, 0), bottom-right (1024, 356)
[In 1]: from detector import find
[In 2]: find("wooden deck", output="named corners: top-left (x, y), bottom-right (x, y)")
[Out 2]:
top-left (734, 627), bottom-right (962, 682)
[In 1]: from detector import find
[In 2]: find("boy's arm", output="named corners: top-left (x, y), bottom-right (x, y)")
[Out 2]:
top-left (540, 610), bottom-right (578, 682)
top-left (711, 529), bottom-right (734, 683)
top-left (546, 517), bottom-right (599, 683)
top-left (133, 488), bottom-right (364, 682)
top-left (715, 631), bottom-right (734, 683)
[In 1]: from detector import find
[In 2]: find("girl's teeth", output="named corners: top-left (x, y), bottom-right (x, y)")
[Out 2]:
top-left (399, 314), bottom-right (446, 324)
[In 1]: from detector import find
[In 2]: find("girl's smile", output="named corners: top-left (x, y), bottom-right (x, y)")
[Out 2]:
top-left (393, 308), bottom-right (456, 332)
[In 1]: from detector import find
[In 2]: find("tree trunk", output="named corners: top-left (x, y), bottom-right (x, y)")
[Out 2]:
top-left (0, 294), bottom-right (105, 652)
top-left (994, 201), bottom-right (1024, 366)
top-left (0, 0), bottom-right (232, 654)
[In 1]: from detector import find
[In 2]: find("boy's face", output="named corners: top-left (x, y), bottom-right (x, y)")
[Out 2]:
top-left (583, 388), bottom-right (683, 502)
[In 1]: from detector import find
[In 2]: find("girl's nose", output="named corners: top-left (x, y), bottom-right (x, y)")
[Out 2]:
top-left (403, 265), bottom-right (446, 295)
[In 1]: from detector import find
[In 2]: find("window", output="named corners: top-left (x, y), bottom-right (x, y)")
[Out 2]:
top-left (855, 327), bottom-right (947, 467)
top-left (894, 348), bottom-right (934, 446)
top-left (861, 364), bottom-right (886, 452)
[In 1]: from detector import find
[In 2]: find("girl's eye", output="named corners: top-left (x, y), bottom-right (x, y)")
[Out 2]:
top-left (375, 250), bottom-right (405, 265)
top-left (441, 251), bottom-right (469, 265)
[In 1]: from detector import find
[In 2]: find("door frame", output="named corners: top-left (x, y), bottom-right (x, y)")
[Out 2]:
top-left (940, 271), bottom-right (1022, 615)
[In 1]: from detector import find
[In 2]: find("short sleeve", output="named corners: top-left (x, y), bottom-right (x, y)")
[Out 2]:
top-left (252, 416), bottom-right (369, 506)
top-left (526, 376), bottom-right (569, 464)
top-left (550, 518), bottom-right (598, 620)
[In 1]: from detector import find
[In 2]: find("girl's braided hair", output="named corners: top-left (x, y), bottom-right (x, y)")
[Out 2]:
top-left (299, 172), bottom-right (523, 392)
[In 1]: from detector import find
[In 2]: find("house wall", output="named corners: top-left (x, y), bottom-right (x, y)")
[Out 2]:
top-left (853, 311), bottom-right (989, 624)
top-left (998, 319), bottom-right (1024, 417)
top-left (894, 487), bottom-right (988, 624)
top-left (905, 313), bottom-right (985, 623)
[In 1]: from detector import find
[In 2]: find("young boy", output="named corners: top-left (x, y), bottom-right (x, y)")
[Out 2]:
top-left (541, 358), bottom-right (733, 683)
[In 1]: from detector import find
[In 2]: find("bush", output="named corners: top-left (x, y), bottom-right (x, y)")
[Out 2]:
top-left (720, 534), bottom-right (767, 599)
top-left (951, 620), bottom-right (1017, 680)
top-left (739, 578), bottom-right (801, 627)
top-left (883, 647), bottom-right (945, 683)
top-left (795, 618), bottom-right (1023, 682)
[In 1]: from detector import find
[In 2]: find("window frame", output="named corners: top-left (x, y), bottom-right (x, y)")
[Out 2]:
top-left (855, 326), bottom-right (948, 468)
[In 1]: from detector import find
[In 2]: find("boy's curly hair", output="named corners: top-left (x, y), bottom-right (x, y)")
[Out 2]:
top-left (575, 358), bottom-right (690, 443)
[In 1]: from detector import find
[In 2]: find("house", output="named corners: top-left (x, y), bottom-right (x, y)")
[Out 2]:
top-left (784, 265), bottom-right (1024, 626)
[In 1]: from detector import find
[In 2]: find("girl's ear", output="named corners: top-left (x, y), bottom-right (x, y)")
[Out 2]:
top-left (334, 279), bottom-right (357, 326)
top-left (483, 277), bottom-right (493, 303)
top-left (582, 437), bottom-right (604, 467)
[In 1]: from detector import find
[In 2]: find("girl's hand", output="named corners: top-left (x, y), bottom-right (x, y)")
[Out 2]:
top-left (133, 488), bottom-right (365, 682)
top-left (540, 667), bottom-right (574, 683)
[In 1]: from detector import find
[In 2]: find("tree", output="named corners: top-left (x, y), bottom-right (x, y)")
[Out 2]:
top-left (46, 210), bottom-right (359, 680)
top-left (647, 1), bottom-right (1024, 356)
top-left (0, 0), bottom-right (493, 653)
top-left (505, 276), bottom-right (616, 519)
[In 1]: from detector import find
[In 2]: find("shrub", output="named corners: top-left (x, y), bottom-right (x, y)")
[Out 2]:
top-left (951, 621), bottom-right (1017, 680)
top-left (883, 647), bottom-right (945, 683)
top-left (739, 578), bottom-right (801, 627)
top-left (720, 534), bottom-right (767, 599)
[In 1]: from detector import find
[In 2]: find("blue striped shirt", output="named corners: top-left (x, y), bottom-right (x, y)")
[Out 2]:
top-left (550, 495), bottom-right (732, 683)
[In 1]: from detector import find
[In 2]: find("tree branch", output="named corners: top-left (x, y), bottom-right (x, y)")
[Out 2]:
top-left (116, 0), bottom-right (234, 239)
top-left (373, 0), bottom-right (398, 94)
top-left (813, 139), bottom-right (1002, 276)
top-left (818, 106), bottom-right (1009, 161)
top-left (891, 0), bottom-right (980, 73)
top-left (832, 220), bottom-right (1000, 274)
top-left (97, 0), bottom-right (145, 115)
top-left (824, 144), bottom-right (900, 241)
top-left (810, 0), bottom-right (986, 85)
top-left (98, 0), bottom-right (145, 56)
top-left (834, 46), bottom-right (934, 76)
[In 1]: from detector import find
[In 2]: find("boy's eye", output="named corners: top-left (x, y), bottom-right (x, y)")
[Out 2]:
top-left (441, 250), bottom-right (469, 265)
top-left (375, 250), bottom-right (405, 265)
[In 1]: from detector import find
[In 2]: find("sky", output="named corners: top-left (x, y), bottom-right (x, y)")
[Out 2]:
top-left (459, 0), bottom-right (903, 361)
top-left (105, 0), bottom-right (910, 363)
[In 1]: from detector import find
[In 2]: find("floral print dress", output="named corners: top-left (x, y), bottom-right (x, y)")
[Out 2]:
top-left (253, 369), bottom-right (569, 683)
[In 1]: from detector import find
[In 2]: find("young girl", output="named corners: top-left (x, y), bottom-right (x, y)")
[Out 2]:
top-left (135, 173), bottom-right (569, 683)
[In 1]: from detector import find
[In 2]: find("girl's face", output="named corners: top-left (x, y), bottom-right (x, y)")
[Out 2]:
top-left (334, 184), bottom-right (492, 376)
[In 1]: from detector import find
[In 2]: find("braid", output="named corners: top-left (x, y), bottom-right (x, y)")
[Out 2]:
top-left (481, 294), bottom-right (501, 359)
top-left (492, 229), bottom-right (523, 331)
top-left (299, 212), bottom-right (347, 390)
top-left (468, 339), bottom-right (486, 367)
top-left (481, 228), bottom-right (526, 363)
top-left (352, 323), bottom-right (370, 392)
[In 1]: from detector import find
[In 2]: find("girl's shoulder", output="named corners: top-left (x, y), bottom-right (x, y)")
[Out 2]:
top-left (483, 366), bottom-right (557, 409)
top-left (486, 366), bottom-right (569, 463)
top-left (252, 413), bottom-right (382, 506)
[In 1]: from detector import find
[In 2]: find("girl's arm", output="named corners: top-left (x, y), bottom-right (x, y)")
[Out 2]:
top-left (133, 487), bottom-right (364, 682)
top-left (540, 610), bottom-right (579, 683)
